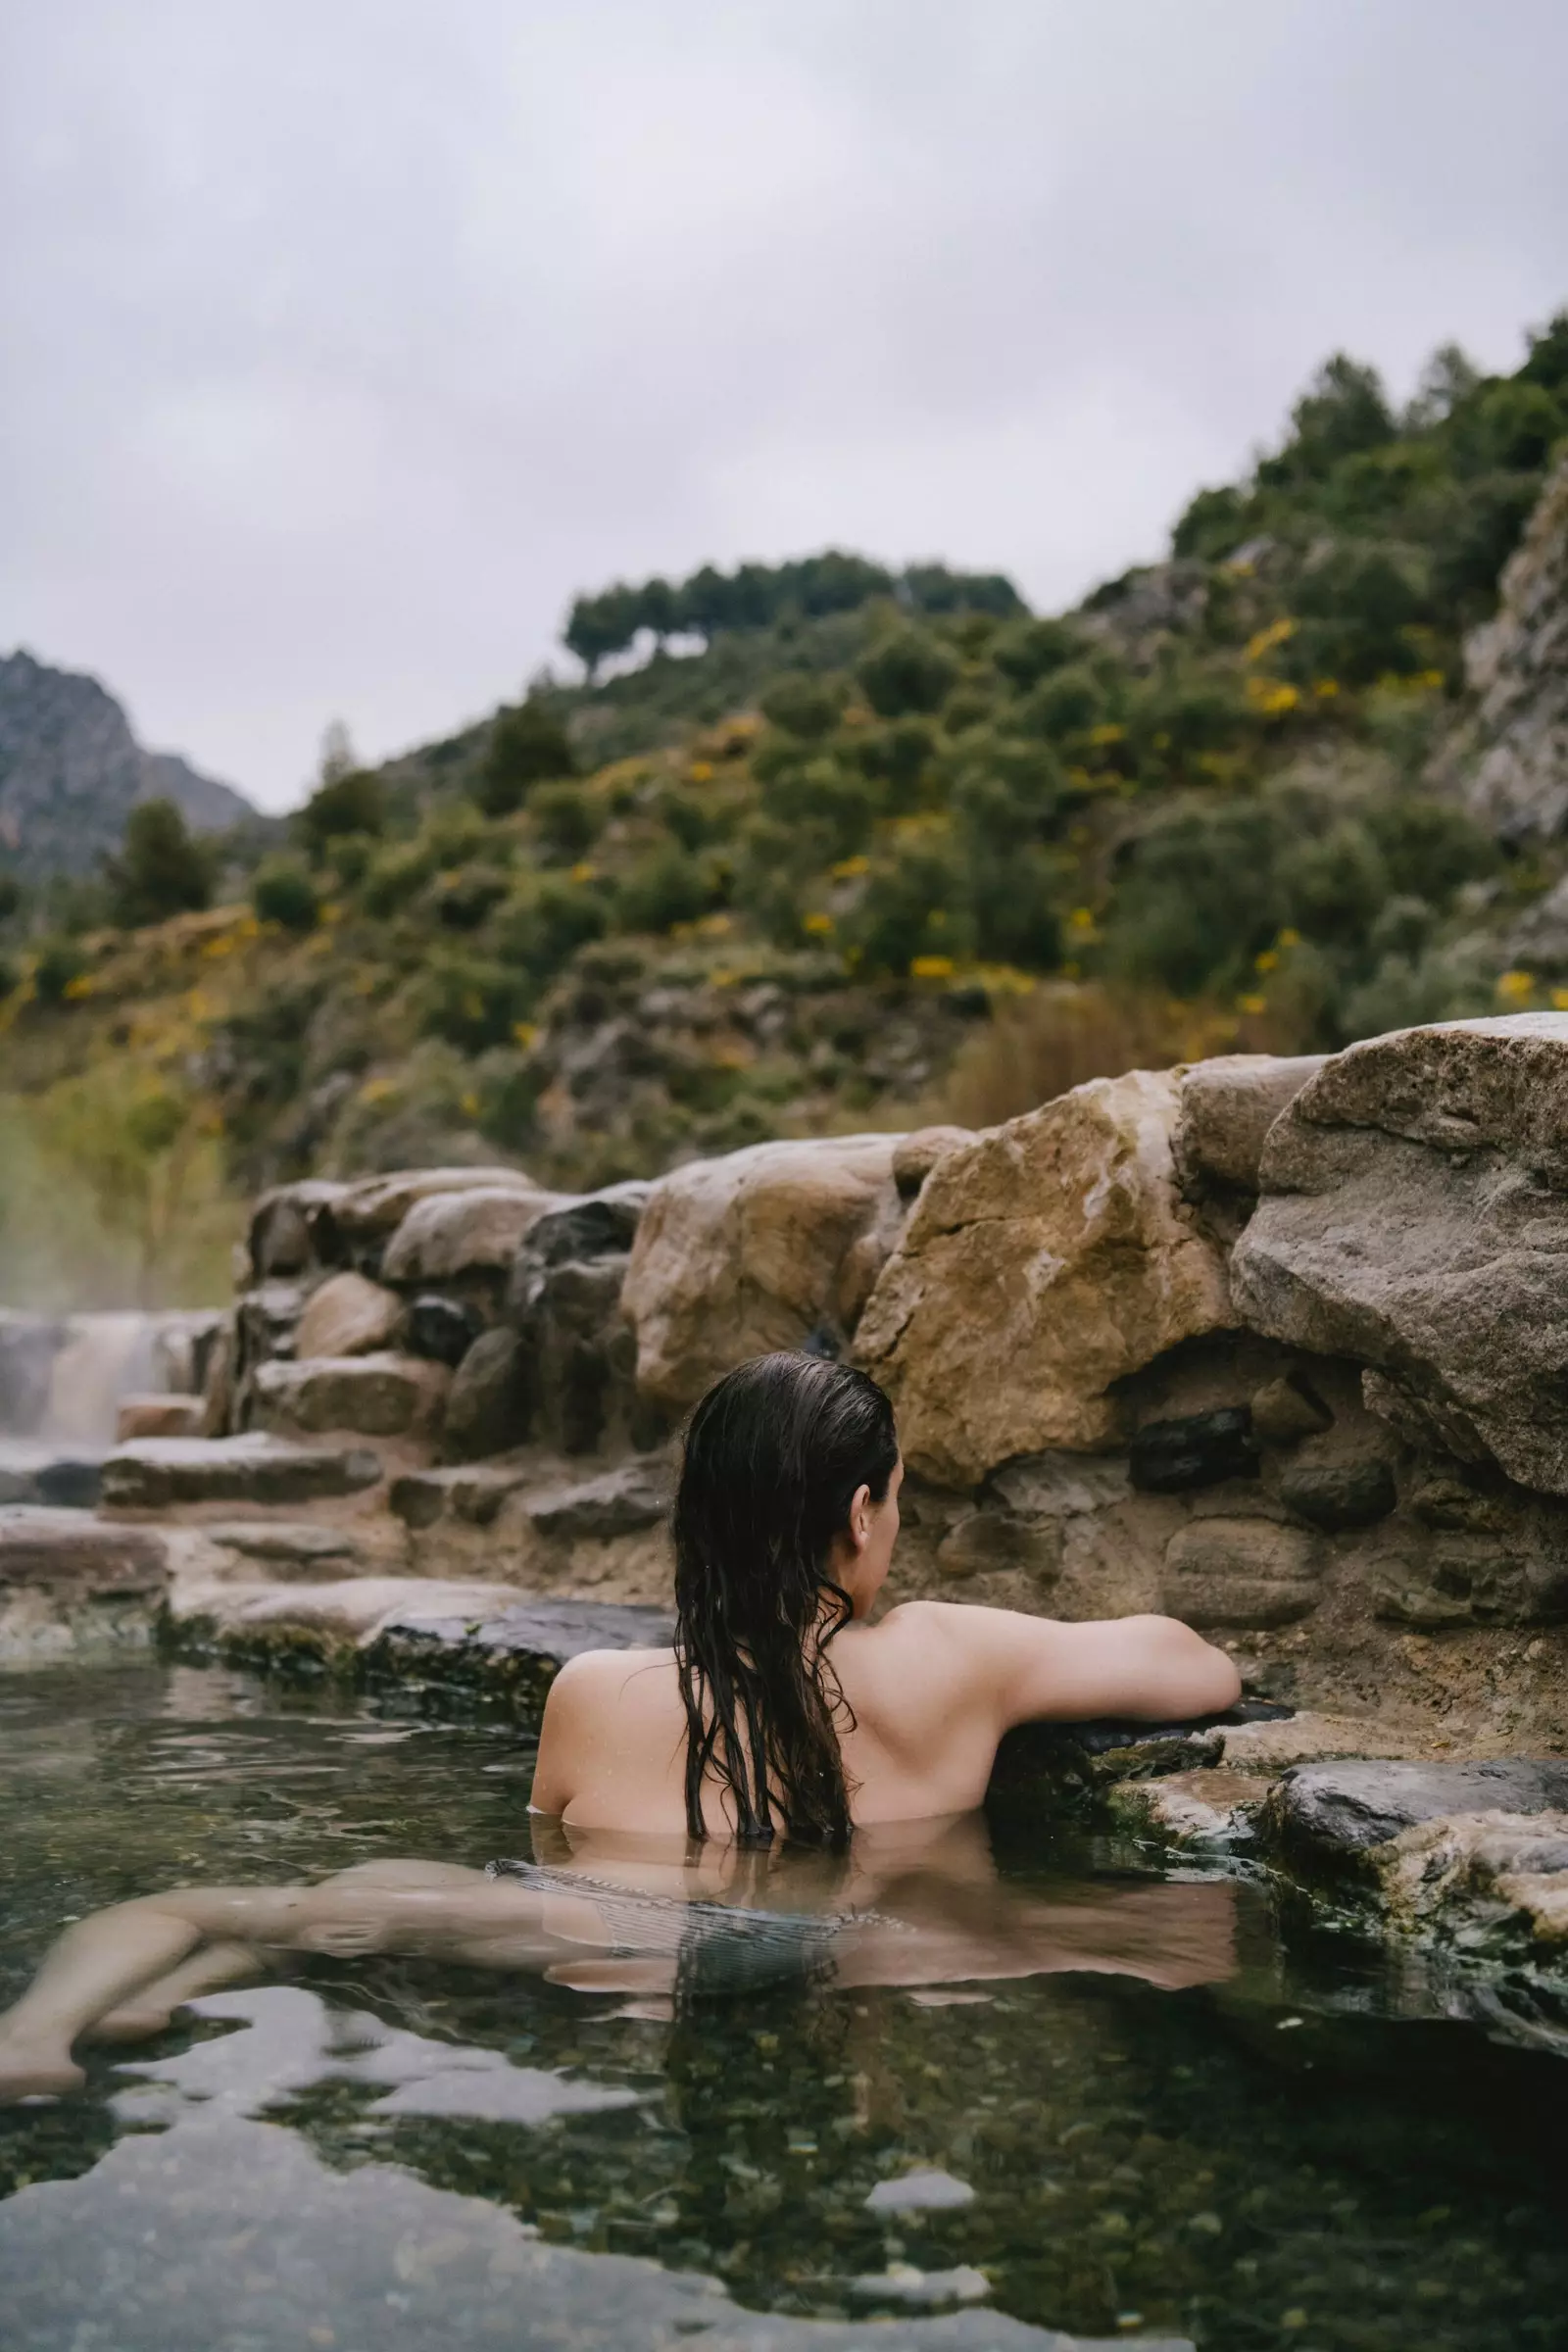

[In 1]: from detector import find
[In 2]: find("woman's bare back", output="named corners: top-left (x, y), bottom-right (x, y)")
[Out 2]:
top-left (530, 1598), bottom-right (1242, 1834)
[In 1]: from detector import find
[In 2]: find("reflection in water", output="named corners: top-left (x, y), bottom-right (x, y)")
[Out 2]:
top-left (4, 1665), bottom-right (1568, 2350)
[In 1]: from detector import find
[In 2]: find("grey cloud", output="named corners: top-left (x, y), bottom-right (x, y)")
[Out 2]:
top-left (1, 0), bottom-right (1564, 808)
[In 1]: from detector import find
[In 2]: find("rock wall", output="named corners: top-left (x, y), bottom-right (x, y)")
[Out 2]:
top-left (167, 1010), bottom-right (1568, 1747)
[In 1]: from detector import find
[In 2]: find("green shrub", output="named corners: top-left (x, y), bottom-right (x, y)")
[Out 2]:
top-left (475, 698), bottom-right (575, 816)
top-left (760, 672), bottom-right (847, 740)
top-left (530, 780), bottom-right (603, 861)
top-left (1170, 485), bottom-right (1250, 563)
top-left (495, 874), bottom-right (611, 981)
top-left (1277, 821), bottom-right (1388, 948)
top-left (1020, 663), bottom-right (1107, 741)
top-left (992, 617), bottom-right (1083, 690)
top-left (296, 768), bottom-right (387, 857)
top-left (1287, 545), bottom-right (1429, 685)
top-left (856, 628), bottom-right (960, 717)
top-left (428, 864), bottom-right (510, 931)
top-left (1364, 796), bottom-right (1492, 905)
top-left (361, 840), bottom-right (435, 918)
top-left (843, 828), bottom-right (973, 975)
top-left (617, 842), bottom-right (710, 934)
top-left (252, 859), bottom-right (319, 933)
top-left (1103, 804), bottom-right (1285, 994)
top-left (759, 754), bottom-right (880, 860)
top-left (416, 952), bottom-right (531, 1053)
top-left (31, 935), bottom-right (89, 1005)
top-left (108, 800), bottom-right (214, 928)
top-left (853, 718), bottom-right (937, 810)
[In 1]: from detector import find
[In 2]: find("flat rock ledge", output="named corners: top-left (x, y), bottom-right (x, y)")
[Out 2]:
top-left (103, 1434), bottom-right (383, 1510)
top-left (163, 1573), bottom-right (673, 1709)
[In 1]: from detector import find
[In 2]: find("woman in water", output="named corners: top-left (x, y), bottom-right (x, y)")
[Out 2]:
top-left (0, 1352), bottom-right (1240, 2097)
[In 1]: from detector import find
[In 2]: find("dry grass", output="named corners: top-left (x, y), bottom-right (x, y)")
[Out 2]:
top-left (920, 981), bottom-right (1296, 1133)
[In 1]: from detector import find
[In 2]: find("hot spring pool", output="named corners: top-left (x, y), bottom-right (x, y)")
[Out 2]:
top-left (1, 1662), bottom-right (1564, 2351)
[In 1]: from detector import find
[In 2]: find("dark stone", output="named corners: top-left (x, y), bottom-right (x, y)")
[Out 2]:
top-left (35, 1456), bottom-right (104, 1509)
top-left (990, 1700), bottom-right (1294, 1800)
top-left (1130, 1406), bottom-right (1257, 1494)
top-left (442, 1329), bottom-right (529, 1461)
top-left (521, 1458), bottom-right (670, 1541)
top-left (0, 1441), bottom-right (104, 1508)
top-left (406, 1293), bottom-right (483, 1367)
top-left (506, 1186), bottom-right (651, 1456)
top-left (1272, 1758), bottom-right (1568, 1855)
top-left (507, 1184), bottom-right (649, 1278)
top-left (1279, 1456), bottom-right (1396, 1530)
top-left (389, 1465), bottom-right (527, 1530)
top-left (101, 1435), bottom-right (382, 1510)
top-left (361, 1596), bottom-right (673, 1715)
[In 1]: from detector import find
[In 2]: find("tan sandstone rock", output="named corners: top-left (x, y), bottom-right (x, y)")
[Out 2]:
top-left (854, 1070), bottom-right (1233, 1486)
top-left (381, 1186), bottom-right (561, 1283)
top-left (333, 1165), bottom-right (541, 1246)
top-left (252, 1352), bottom-right (450, 1440)
top-left (621, 1135), bottom-right (903, 1412)
top-left (115, 1394), bottom-right (206, 1443)
top-left (294, 1271), bottom-right (405, 1359)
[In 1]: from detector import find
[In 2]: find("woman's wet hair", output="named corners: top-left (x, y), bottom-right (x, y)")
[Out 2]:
top-left (671, 1351), bottom-right (900, 1848)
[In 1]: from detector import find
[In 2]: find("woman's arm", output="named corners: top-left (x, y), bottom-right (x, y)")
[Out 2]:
top-left (900, 1602), bottom-right (1242, 1731)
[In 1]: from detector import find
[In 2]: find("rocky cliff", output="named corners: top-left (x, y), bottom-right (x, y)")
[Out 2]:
top-left (0, 649), bottom-right (253, 878)
top-left (1456, 453), bottom-right (1568, 845)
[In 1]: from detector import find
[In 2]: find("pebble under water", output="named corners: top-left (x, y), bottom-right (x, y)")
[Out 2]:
top-left (1, 1664), bottom-right (1566, 2352)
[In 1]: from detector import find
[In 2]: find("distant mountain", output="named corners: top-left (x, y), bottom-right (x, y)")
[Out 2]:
top-left (0, 649), bottom-right (254, 879)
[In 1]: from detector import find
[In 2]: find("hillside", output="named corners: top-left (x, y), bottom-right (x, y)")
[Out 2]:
top-left (0, 649), bottom-right (255, 881)
top-left (1, 314), bottom-right (1565, 1304)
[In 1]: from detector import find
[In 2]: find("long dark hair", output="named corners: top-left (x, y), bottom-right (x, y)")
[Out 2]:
top-left (671, 1351), bottom-right (900, 1848)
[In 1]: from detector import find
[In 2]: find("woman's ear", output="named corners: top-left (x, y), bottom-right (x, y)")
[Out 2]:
top-left (848, 1482), bottom-right (872, 1552)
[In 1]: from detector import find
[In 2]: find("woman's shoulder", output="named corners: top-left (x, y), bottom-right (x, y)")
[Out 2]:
top-left (546, 1644), bottom-right (677, 1705)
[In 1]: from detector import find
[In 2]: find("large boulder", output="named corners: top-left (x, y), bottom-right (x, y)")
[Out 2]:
top-left (252, 1352), bottom-right (449, 1441)
top-left (621, 1136), bottom-right (903, 1413)
top-left (381, 1186), bottom-right (560, 1285)
top-left (332, 1165), bottom-right (540, 1251)
top-left (1231, 1015), bottom-right (1568, 1494)
top-left (855, 1071), bottom-right (1233, 1487)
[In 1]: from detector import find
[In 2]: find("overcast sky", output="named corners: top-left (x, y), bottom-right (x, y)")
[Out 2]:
top-left (3, 1), bottom-right (1565, 811)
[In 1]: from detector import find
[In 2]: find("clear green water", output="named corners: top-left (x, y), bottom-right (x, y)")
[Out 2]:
top-left (2, 1664), bottom-right (1566, 2352)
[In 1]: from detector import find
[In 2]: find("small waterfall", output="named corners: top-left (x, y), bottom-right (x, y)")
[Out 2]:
top-left (44, 1314), bottom-right (165, 1446)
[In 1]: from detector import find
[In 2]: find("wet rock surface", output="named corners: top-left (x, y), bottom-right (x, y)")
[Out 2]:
top-left (517, 1458), bottom-right (670, 1541)
top-left (293, 1271), bottom-right (405, 1360)
top-left (252, 1352), bottom-right (450, 1440)
top-left (440, 1329), bottom-right (529, 1459)
top-left (102, 1434), bottom-right (383, 1509)
top-left (1270, 1757), bottom-right (1568, 1854)
top-left (361, 1594), bottom-right (675, 1709)
top-left (0, 1439), bottom-right (104, 1508)
top-left (508, 1184), bottom-right (650, 1455)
